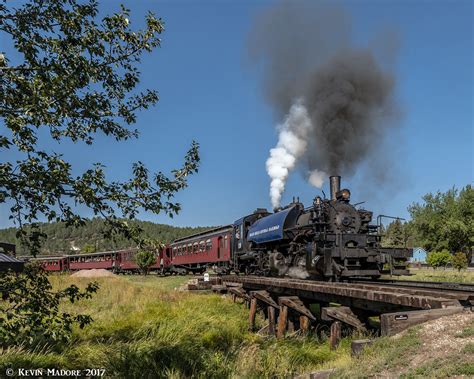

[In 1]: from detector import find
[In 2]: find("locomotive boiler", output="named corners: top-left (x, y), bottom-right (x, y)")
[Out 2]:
top-left (232, 176), bottom-right (411, 280)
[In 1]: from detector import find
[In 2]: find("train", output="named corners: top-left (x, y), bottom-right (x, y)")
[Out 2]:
top-left (32, 176), bottom-right (412, 280)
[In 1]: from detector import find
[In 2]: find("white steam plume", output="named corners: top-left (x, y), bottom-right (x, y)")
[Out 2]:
top-left (308, 169), bottom-right (326, 189)
top-left (266, 100), bottom-right (311, 209)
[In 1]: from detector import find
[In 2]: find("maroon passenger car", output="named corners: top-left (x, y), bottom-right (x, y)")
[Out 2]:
top-left (169, 225), bottom-right (232, 274)
top-left (116, 248), bottom-right (171, 273)
top-left (36, 256), bottom-right (68, 271)
top-left (68, 251), bottom-right (117, 271)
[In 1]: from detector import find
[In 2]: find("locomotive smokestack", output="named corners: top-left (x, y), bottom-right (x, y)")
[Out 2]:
top-left (329, 176), bottom-right (341, 201)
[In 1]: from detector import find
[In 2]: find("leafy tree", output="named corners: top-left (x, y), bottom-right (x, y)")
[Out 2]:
top-left (403, 221), bottom-right (417, 249)
top-left (81, 243), bottom-right (96, 254)
top-left (408, 186), bottom-right (473, 255)
top-left (134, 249), bottom-right (157, 275)
top-left (426, 250), bottom-right (451, 269)
top-left (382, 219), bottom-right (405, 247)
top-left (0, 0), bottom-right (199, 348)
top-left (0, 0), bottom-right (200, 255)
top-left (0, 263), bottom-right (98, 347)
top-left (451, 252), bottom-right (468, 272)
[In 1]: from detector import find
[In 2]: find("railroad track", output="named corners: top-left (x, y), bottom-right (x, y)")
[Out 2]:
top-left (219, 275), bottom-right (474, 309)
top-left (351, 278), bottom-right (474, 293)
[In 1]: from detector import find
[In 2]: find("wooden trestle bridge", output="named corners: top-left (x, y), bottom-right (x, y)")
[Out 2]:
top-left (189, 275), bottom-right (474, 351)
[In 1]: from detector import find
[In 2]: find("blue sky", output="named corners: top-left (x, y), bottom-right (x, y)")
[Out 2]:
top-left (1, 0), bottom-right (473, 228)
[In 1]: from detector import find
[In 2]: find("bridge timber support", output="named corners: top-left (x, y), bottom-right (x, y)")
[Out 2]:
top-left (201, 275), bottom-right (473, 341)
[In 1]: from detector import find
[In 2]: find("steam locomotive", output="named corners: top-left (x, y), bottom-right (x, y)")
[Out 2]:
top-left (232, 176), bottom-right (411, 280)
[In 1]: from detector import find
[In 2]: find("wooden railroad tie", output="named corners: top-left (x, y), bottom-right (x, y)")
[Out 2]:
top-left (277, 296), bottom-right (316, 338)
top-left (228, 286), bottom-right (249, 304)
top-left (248, 290), bottom-right (279, 332)
top-left (211, 284), bottom-right (228, 293)
top-left (321, 306), bottom-right (367, 332)
top-left (321, 306), bottom-right (367, 350)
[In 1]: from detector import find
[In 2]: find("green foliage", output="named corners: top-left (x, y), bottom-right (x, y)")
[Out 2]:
top-left (451, 252), bottom-right (468, 271)
top-left (81, 243), bottom-right (96, 254)
top-left (463, 342), bottom-right (474, 354)
top-left (456, 325), bottom-right (474, 338)
top-left (0, 0), bottom-right (200, 255)
top-left (0, 263), bottom-right (98, 348)
top-left (426, 249), bottom-right (451, 269)
top-left (408, 185), bottom-right (474, 254)
top-left (382, 219), bottom-right (406, 248)
top-left (134, 250), bottom-right (156, 275)
top-left (394, 267), bottom-right (474, 283)
top-left (0, 218), bottom-right (214, 256)
top-left (0, 0), bottom-right (202, 354)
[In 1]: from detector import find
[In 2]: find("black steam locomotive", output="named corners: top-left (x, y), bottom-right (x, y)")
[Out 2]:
top-left (232, 176), bottom-right (411, 280)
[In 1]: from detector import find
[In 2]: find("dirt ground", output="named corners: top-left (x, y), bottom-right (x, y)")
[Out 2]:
top-left (71, 268), bottom-right (116, 277)
top-left (384, 311), bottom-right (474, 377)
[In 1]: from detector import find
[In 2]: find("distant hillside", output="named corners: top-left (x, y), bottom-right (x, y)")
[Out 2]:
top-left (0, 218), bottom-right (216, 256)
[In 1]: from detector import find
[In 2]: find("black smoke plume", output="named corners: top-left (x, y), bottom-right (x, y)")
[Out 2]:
top-left (249, 1), bottom-right (399, 203)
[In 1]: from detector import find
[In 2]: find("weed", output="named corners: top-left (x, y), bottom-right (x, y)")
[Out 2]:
top-left (455, 325), bottom-right (474, 338)
top-left (463, 342), bottom-right (474, 354)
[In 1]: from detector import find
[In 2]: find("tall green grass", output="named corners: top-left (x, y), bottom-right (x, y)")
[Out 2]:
top-left (396, 267), bottom-right (474, 283)
top-left (0, 275), bottom-right (351, 378)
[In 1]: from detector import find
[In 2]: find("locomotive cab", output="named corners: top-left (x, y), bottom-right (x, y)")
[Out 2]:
top-left (232, 208), bottom-right (270, 273)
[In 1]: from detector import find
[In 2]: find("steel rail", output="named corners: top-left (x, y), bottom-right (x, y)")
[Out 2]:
top-left (214, 274), bottom-right (474, 294)
top-left (350, 278), bottom-right (474, 293)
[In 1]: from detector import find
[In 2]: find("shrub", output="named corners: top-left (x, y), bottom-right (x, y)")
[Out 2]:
top-left (81, 244), bottom-right (96, 254)
top-left (134, 250), bottom-right (157, 275)
top-left (426, 250), bottom-right (451, 269)
top-left (0, 263), bottom-right (98, 348)
top-left (451, 252), bottom-right (468, 271)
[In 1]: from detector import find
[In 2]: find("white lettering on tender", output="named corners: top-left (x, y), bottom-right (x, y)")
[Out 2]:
top-left (248, 225), bottom-right (280, 238)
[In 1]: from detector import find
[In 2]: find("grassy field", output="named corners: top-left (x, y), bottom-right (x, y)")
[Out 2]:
top-left (395, 267), bottom-right (474, 283)
top-left (0, 274), bottom-right (353, 378)
top-left (1, 273), bottom-right (472, 378)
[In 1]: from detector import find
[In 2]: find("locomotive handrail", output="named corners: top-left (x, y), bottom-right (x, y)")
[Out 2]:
top-left (376, 215), bottom-right (406, 235)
